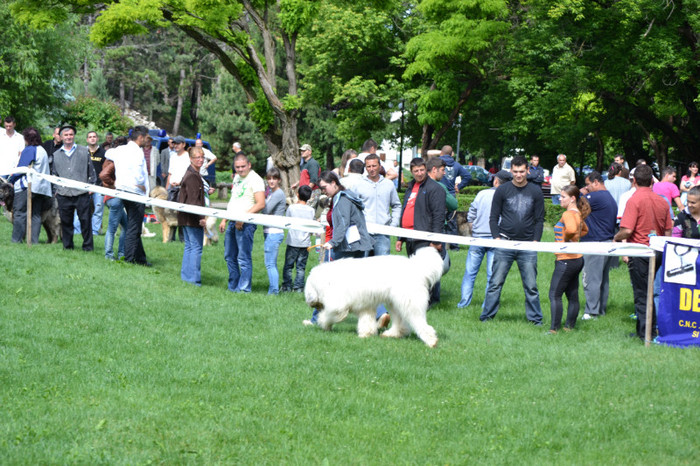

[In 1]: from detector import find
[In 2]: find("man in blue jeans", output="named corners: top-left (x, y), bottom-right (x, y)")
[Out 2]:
top-left (354, 153), bottom-right (403, 328)
top-left (219, 153), bottom-right (266, 293)
top-left (458, 170), bottom-right (510, 308)
top-left (480, 156), bottom-right (545, 324)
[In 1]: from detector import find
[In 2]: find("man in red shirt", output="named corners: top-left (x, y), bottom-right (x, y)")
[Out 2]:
top-left (614, 164), bottom-right (672, 341)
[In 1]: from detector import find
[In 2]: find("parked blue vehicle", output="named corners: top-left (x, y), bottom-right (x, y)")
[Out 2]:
top-left (149, 129), bottom-right (217, 185)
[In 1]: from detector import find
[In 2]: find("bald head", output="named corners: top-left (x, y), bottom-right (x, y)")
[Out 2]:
top-left (440, 145), bottom-right (453, 156)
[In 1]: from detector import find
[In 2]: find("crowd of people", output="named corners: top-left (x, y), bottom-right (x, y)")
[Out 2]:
top-left (1, 115), bottom-right (696, 340)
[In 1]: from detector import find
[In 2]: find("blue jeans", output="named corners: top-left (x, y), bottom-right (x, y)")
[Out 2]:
top-left (92, 193), bottom-right (104, 234)
top-left (480, 249), bottom-right (542, 324)
top-left (224, 222), bottom-right (257, 292)
top-left (458, 245), bottom-right (494, 308)
top-left (264, 232), bottom-right (284, 294)
top-left (182, 226), bottom-right (204, 285)
top-left (366, 234), bottom-right (391, 257)
top-left (104, 197), bottom-right (127, 260)
top-left (366, 234), bottom-right (391, 319)
top-left (282, 245), bottom-right (309, 291)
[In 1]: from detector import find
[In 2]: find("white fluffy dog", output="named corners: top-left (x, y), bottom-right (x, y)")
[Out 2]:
top-left (304, 246), bottom-right (444, 347)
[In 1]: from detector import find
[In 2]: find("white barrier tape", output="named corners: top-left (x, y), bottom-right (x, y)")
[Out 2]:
top-left (5, 167), bottom-right (698, 257)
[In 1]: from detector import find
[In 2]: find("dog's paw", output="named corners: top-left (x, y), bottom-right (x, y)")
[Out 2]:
top-left (423, 336), bottom-right (438, 348)
top-left (381, 328), bottom-right (401, 339)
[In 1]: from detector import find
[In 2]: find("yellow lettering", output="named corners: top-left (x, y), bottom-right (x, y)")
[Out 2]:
top-left (680, 288), bottom-right (692, 311)
top-left (695, 290), bottom-right (700, 312)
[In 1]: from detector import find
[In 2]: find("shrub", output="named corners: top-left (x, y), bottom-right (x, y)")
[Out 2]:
top-left (63, 97), bottom-right (132, 134)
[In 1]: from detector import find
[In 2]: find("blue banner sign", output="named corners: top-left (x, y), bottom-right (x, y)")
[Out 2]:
top-left (657, 241), bottom-right (700, 347)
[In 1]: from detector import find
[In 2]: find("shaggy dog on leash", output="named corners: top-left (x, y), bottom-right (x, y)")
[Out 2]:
top-left (304, 246), bottom-right (443, 347)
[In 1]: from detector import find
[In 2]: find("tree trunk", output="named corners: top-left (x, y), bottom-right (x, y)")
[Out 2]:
top-left (83, 58), bottom-right (89, 96)
top-left (594, 132), bottom-right (605, 172)
top-left (127, 87), bottom-right (134, 108)
top-left (190, 76), bottom-right (202, 131)
top-left (119, 81), bottom-right (125, 112)
top-left (173, 68), bottom-right (186, 136)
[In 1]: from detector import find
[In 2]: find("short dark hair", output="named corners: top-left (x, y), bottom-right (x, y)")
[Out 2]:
top-left (113, 136), bottom-right (128, 148)
top-left (266, 167), bottom-right (281, 180)
top-left (22, 127), bottom-right (42, 146)
top-left (364, 153), bottom-right (380, 164)
top-left (426, 156), bottom-right (445, 172)
top-left (512, 156), bottom-right (528, 168)
top-left (661, 166), bottom-right (676, 178)
top-left (348, 158), bottom-right (364, 174)
top-left (361, 138), bottom-right (378, 153)
top-left (298, 185), bottom-right (312, 202)
top-left (634, 164), bottom-right (653, 187)
top-left (87, 130), bottom-right (98, 138)
top-left (131, 125), bottom-right (148, 140)
top-left (4, 116), bottom-right (15, 124)
top-left (410, 158), bottom-right (426, 170)
top-left (233, 153), bottom-right (249, 164)
top-left (585, 171), bottom-right (604, 184)
top-left (688, 186), bottom-right (700, 198)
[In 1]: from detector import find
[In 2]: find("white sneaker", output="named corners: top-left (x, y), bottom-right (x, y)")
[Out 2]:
top-left (582, 313), bottom-right (596, 321)
top-left (302, 319), bottom-right (316, 327)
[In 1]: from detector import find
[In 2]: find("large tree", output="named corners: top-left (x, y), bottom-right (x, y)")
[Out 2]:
top-left (0, 2), bottom-right (84, 128)
top-left (504, 0), bottom-right (700, 168)
top-left (11, 0), bottom-right (317, 194)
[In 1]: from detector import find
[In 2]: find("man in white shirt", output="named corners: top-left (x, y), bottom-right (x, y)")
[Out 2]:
top-left (0, 116), bottom-right (25, 176)
top-left (107, 125), bottom-right (151, 266)
top-left (167, 136), bottom-right (190, 192)
top-left (219, 153), bottom-right (266, 293)
top-left (550, 153), bottom-right (576, 205)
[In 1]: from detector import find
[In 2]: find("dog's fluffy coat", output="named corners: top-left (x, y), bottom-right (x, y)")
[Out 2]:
top-left (304, 246), bottom-right (443, 347)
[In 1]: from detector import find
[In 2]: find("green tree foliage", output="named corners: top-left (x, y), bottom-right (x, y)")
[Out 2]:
top-left (198, 70), bottom-right (268, 173)
top-left (62, 97), bottom-right (132, 134)
top-left (505, 0), bottom-right (700, 168)
top-left (11, 0), bottom-right (319, 195)
top-left (0, 2), bottom-right (83, 127)
top-left (299, 1), bottom-right (409, 149)
top-left (403, 0), bottom-right (510, 155)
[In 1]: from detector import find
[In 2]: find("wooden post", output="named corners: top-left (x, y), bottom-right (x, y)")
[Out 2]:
top-left (644, 253), bottom-right (656, 347)
top-left (26, 173), bottom-right (32, 247)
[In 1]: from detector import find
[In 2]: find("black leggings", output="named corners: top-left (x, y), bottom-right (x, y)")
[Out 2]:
top-left (549, 258), bottom-right (583, 330)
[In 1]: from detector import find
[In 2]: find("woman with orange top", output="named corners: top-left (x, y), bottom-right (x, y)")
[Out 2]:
top-left (549, 185), bottom-right (590, 333)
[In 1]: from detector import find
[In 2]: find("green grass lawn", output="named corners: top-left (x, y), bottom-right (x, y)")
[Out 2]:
top-left (1, 216), bottom-right (699, 463)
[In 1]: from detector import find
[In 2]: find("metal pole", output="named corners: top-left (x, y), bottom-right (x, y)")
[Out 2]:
top-left (644, 253), bottom-right (656, 347)
top-left (398, 100), bottom-right (405, 193)
top-left (26, 168), bottom-right (33, 247)
top-left (455, 114), bottom-right (462, 164)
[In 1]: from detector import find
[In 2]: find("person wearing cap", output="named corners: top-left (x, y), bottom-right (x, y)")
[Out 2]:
top-left (295, 144), bottom-right (320, 189)
top-left (167, 136), bottom-right (190, 193)
top-left (457, 170), bottom-right (511, 308)
top-left (480, 155), bottom-right (545, 325)
top-left (52, 124), bottom-right (97, 251)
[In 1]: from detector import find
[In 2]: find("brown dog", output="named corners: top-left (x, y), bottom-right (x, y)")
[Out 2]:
top-left (149, 185), bottom-right (179, 243)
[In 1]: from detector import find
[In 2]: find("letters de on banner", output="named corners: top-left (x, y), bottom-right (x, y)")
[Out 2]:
top-left (657, 241), bottom-right (700, 347)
